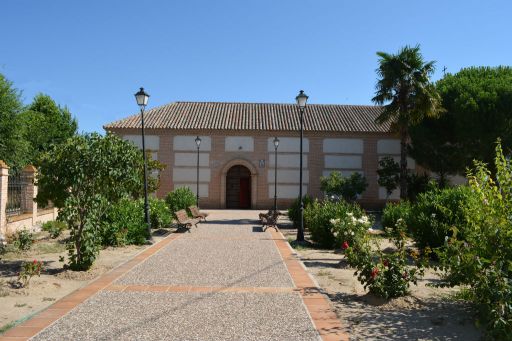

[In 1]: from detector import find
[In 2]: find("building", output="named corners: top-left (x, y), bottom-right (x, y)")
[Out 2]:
top-left (104, 101), bottom-right (414, 209)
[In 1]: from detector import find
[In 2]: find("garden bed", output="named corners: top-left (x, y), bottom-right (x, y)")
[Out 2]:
top-left (280, 222), bottom-right (482, 340)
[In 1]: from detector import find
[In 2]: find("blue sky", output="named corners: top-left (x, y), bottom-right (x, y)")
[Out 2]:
top-left (1, 0), bottom-right (511, 133)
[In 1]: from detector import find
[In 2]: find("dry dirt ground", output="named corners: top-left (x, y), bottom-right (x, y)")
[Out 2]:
top-left (279, 221), bottom-right (483, 341)
top-left (0, 229), bottom-right (169, 333)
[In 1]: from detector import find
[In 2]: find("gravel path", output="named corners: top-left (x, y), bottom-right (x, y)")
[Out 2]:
top-left (30, 210), bottom-right (320, 341)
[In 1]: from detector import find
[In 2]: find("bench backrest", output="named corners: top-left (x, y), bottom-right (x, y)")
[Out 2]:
top-left (175, 209), bottom-right (189, 223)
top-left (189, 206), bottom-right (199, 216)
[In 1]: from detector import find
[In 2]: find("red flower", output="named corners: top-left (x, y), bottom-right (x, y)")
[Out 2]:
top-left (371, 267), bottom-right (379, 279)
top-left (342, 241), bottom-right (349, 250)
top-left (383, 259), bottom-right (389, 267)
top-left (33, 259), bottom-right (37, 264)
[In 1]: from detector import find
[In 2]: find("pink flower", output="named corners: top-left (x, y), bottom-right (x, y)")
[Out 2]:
top-left (342, 241), bottom-right (349, 250)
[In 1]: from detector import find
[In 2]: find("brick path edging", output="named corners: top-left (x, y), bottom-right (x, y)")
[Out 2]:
top-left (269, 229), bottom-right (349, 341)
top-left (0, 233), bottom-right (183, 341)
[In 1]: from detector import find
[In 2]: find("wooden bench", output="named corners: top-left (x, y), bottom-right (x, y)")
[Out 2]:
top-left (189, 206), bottom-right (209, 221)
top-left (175, 209), bottom-right (200, 230)
top-left (259, 210), bottom-right (280, 231)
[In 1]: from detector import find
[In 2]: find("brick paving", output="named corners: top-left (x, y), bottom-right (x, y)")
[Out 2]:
top-left (1, 210), bottom-right (347, 341)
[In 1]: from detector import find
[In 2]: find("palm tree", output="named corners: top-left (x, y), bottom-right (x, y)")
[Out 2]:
top-left (372, 45), bottom-right (442, 199)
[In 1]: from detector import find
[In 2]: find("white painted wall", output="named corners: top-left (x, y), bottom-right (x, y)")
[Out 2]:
top-left (267, 137), bottom-right (309, 153)
top-left (225, 136), bottom-right (254, 152)
top-left (268, 153), bottom-right (307, 168)
top-left (173, 168), bottom-right (211, 182)
top-left (268, 185), bottom-right (308, 199)
top-left (123, 135), bottom-right (160, 150)
top-left (324, 155), bottom-right (362, 169)
top-left (174, 183), bottom-right (209, 197)
top-left (377, 139), bottom-right (400, 154)
top-left (323, 138), bottom-right (364, 154)
top-left (267, 170), bottom-right (309, 184)
top-left (173, 136), bottom-right (212, 151)
top-left (174, 153), bottom-right (209, 167)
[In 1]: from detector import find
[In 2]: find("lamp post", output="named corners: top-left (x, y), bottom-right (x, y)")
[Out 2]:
top-left (195, 136), bottom-right (201, 207)
top-left (273, 137), bottom-right (280, 212)
top-left (295, 90), bottom-right (308, 242)
top-left (134, 87), bottom-right (152, 242)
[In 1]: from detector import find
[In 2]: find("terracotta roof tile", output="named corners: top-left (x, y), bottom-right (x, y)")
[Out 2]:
top-left (104, 101), bottom-right (390, 133)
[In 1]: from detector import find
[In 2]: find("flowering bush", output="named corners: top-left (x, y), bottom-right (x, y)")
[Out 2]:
top-left (345, 218), bottom-right (428, 299)
top-left (12, 229), bottom-right (34, 251)
top-left (330, 211), bottom-right (371, 250)
top-left (304, 199), bottom-right (367, 248)
top-left (435, 141), bottom-right (512, 339)
top-left (18, 259), bottom-right (43, 287)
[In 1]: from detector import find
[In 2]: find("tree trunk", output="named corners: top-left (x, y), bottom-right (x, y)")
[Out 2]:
top-left (400, 129), bottom-right (408, 200)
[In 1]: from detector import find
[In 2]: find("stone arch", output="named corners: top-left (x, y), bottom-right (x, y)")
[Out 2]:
top-left (220, 159), bottom-right (258, 209)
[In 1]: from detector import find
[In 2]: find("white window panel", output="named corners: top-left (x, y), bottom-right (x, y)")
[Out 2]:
top-left (268, 153), bottom-right (307, 168)
top-left (268, 169), bottom-right (309, 184)
top-left (323, 138), bottom-right (363, 154)
top-left (174, 153), bottom-right (209, 167)
top-left (174, 183), bottom-right (209, 197)
top-left (225, 136), bottom-right (254, 152)
top-left (324, 155), bottom-right (362, 169)
top-left (268, 185), bottom-right (308, 199)
top-left (172, 168), bottom-right (211, 182)
top-left (173, 136), bottom-right (211, 151)
top-left (267, 137), bottom-right (309, 153)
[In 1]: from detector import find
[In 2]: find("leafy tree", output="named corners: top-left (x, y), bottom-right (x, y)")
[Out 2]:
top-left (36, 133), bottom-right (155, 270)
top-left (372, 45), bottom-right (443, 199)
top-left (320, 171), bottom-right (368, 201)
top-left (410, 66), bottom-right (512, 176)
top-left (20, 94), bottom-right (78, 163)
top-left (0, 74), bottom-right (30, 169)
top-left (377, 156), bottom-right (400, 199)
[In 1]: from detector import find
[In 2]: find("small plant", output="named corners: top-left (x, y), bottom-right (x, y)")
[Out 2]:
top-left (41, 221), bottom-right (67, 239)
top-left (165, 187), bottom-right (196, 217)
top-left (17, 259), bottom-right (43, 287)
top-left (345, 218), bottom-right (429, 299)
top-left (13, 230), bottom-right (34, 251)
top-left (147, 197), bottom-right (172, 229)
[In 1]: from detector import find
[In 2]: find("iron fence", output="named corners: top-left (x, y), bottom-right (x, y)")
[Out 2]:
top-left (6, 174), bottom-right (30, 216)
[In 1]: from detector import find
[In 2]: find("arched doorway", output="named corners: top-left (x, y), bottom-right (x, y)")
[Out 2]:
top-left (226, 165), bottom-right (252, 209)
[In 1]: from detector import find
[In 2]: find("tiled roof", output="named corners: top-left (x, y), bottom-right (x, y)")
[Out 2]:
top-left (104, 101), bottom-right (390, 133)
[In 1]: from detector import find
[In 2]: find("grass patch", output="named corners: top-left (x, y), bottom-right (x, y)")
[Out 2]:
top-left (0, 321), bottom-right (15, 334)
top-left (33, 241), bottom-right (66, 255)
top-left (14, 303), bottom-right (26, 308)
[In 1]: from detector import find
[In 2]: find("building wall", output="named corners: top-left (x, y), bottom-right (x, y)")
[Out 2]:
top-left (109, 128), bottom-right (406, 209)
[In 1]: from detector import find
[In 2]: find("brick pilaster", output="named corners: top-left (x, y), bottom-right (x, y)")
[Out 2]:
top-left (0, 160), bottom-right (9, 236)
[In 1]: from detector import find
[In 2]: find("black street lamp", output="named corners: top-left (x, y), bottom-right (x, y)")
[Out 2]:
top-left (295, 90), bottom-right (308, 242)
top-left (134, 87), bottom-right (152, 242)
top-left (273, 137), bottom-right (279, 212)
top-left (195, 136), bottom-right (201, 207)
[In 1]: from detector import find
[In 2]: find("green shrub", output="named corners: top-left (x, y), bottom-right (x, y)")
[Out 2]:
top-left (12, 229), bottom-right (34, 251)
top-left (41, 221), bottom-right (67, 239)
top-left (345, 219), bottom-right (429, 299)
top-left (435, 141), bottom-right (512, 339)
top-left (408, 185), bottom-right (479, 249)
top-left (101, 198), bottom-right (148, 246)
top-left (287, 195), bottom-right (313, 228)
top-left (165, 187), bottom-right (196, 217)
top-left (304, 199), bottom-right (367, 248)
top-left (381, 201), bottom-right (412, 232)
top-left (147, 197), bottom-right (172, 229)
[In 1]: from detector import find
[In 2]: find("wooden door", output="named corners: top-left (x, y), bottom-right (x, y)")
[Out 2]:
top-left (239, 178), bottom-right (250, 209)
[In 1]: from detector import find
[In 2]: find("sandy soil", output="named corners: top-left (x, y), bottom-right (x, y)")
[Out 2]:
top-left (280, 224), bottom-right (483, 341)
top-left (0, 229), bottom-right (170, 332)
